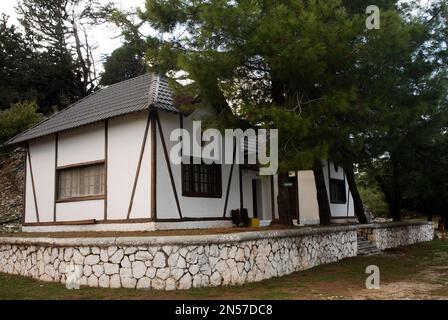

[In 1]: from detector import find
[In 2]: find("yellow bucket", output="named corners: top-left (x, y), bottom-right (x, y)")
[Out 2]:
top-left (249, 218), bottom-right (260, 228)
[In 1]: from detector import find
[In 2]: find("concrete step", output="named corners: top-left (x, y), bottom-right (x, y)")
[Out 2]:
top-left (357, 239), bottom-right (383, 256)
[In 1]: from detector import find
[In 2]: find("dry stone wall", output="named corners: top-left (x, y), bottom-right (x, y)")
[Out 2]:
top-left (358, 221), bottom-right (433, 250)
top-left (0, 226), bottom-right (357, 290)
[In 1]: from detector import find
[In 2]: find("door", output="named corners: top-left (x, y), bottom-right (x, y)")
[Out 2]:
top-left (277, 172), bottom-right (299, 222)
top-left (252, 179), bottom-right (258, 219)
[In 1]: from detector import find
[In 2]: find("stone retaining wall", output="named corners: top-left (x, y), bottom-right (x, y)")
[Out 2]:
top-left (0, 226), bottom-right (357, 290)
top-left (358, 221), bottom-right (433, 250)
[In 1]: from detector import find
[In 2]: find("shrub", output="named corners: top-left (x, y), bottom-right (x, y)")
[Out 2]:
top-left (0, 100), bottom-right (44, 146)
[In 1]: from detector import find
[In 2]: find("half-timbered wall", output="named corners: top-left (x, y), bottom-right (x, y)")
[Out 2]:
top-left (155, 111), bottom-right (240, 220)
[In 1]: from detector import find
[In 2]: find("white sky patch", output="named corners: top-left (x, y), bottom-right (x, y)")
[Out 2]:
top-left (0, 0), bottom-right (146, 72)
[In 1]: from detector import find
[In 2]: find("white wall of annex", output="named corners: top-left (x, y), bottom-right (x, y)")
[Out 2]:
top-left (107, 112), bottom-right (151, 220)
top-left (25, 135), bottom-right (56, 223)
top-left (57, 122), bottom-right (105, 167)
top-left (297, 170), bottom-right (320, 225)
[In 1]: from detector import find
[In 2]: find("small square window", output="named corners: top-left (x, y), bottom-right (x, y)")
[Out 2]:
top-left (330, 179), bottom-right (346, 204)
top-left (182, 162), bottom-right (222, 198)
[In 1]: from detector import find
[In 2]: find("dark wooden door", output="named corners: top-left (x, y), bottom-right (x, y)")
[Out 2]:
top-left (252, 179), bottom-right (258, 218)
top-left (277, 172), bottom-right (299, 222)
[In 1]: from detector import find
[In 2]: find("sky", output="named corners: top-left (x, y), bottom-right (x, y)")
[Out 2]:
top-left (0, 0), bottom-right (146, 70)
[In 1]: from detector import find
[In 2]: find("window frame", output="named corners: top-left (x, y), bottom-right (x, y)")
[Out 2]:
top-left (181, 161), bottom-right (223, 198)
top-left (55, 160), bottom-right (105, 203)
top-left (329, 178), bottom-right (347, 204)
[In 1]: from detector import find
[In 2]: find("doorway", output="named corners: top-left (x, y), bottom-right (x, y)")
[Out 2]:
top-left (277, 172), bottom-right (299, 222)
top-left (252, 179), bottom-right (258, 219)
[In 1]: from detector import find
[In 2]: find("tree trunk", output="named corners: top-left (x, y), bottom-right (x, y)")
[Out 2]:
top-left (390, 156), bottom-right (402, 221)
top-left (375, 175), bottom-right (401, 222)
top-left (313, 161), bottom-right (331, 225)
top-left (345, 167), bottom-right (368, 224)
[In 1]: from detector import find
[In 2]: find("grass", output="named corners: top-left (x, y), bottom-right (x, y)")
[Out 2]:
top-left (1, 239), bottom-right (447, 300)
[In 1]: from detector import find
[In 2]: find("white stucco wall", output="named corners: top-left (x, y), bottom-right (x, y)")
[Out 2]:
top-left (156, 111), bottom-right (242, 219)
top-left (57, 122), bottom-right (105, 167)
top-left (297, 170), bottom-right (320, 225)
top-left (56, 200), bottom-right (104, 221)
top-left (322, 160), bottom-right (355, 218)
top-left (55, 122), bottom-right (106, 221)
top-left (25, 135), bottom-right (56, 223)
top-left (107, 112), bottom-right (151, 220)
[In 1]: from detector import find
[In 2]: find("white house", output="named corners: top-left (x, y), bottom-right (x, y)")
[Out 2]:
top-left (7, 73), bottom-right (356, 232)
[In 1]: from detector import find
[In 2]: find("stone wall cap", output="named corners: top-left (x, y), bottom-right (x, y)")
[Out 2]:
top-left (357, 220), bottom-right (432, 230)
top-left (0, 225), bottom-right (358, 247)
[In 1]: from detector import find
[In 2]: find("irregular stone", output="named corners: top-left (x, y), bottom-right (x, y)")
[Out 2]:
top-left (110, 249), bottom-right (124, 264)
top-left (124, 247), bottom-right (138, 255)
top-left (121, 256), bottom-right (131, 268)
top-left (210, 271), bottom-right (222, 286)
top-left (64, 248), bottom-right (73, 262)
top-left (107, 246), bottom-right (118, 257)
top-left (83, 265), bottom-right (92, 277)
top-left (156, 267), bottom-right (170, 280)
top-left (135, 251), bottom-right (152, 261)
top-left (121, 277), bottom-right (137, 289)
top-left (151, 278), bottom-right (165, 290)
top-left (92, 264), bottom-right (104, 277)
top-left (119, 267), bottom-right (132, 278)
top-left (132, 261), bottom-right (147, 279)
top-left (146, 267), bottom-right (156, 279)
top-left (84, 254), bottom-right (100, 265)
top-left (162, 245), bottom-right (172, 255)
top-left (100, 249), bottom-right (108, 263)
top-left (98, 274), bottom-right (110, 288)
top-left (110, 274), bottom-right (121, 288)
top-left (178, 273), bottom-right (192, 290)
top-left (153, 252), bottom-right (166, 268)
top-left (104, 263), bottom-right (119, 275)
top-left (165, 278), bottom-right (176, 291)
top-left (167, 253), bottom-right (179, 267)
top-left (189, 264), bottom-right (199, 275)
top-left (192, 274), bottom-right (202, 288)
top-left (87, 274), bottom-right (98, 287)
top-left (72, 250), bottom-right (84, 265)
top-left (177, 255), bottom-right (186, 269)
top-left (136, 277), bottom-right (151, 289)
top-left (209, 245), bottom-right (219, 257)
top-left (235, 248), bottom-right (245, 262)
top-left (79, 247), bottom-right (90, 256)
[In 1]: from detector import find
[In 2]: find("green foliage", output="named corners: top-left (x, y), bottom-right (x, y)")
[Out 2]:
top-left (110, 0), bottom-right (448, 221)
top-left (0, 101), bottom-right (44, 145)
top-left (0, 15), bottom-right (36, 109)
top-left (100, 44), bottom-right (146, 86)
top-left (356, 172), bottom-right (389, 217)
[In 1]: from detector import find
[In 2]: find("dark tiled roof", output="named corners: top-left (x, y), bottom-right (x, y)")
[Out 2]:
top-left (6, 73), bottom-right (180, 145)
